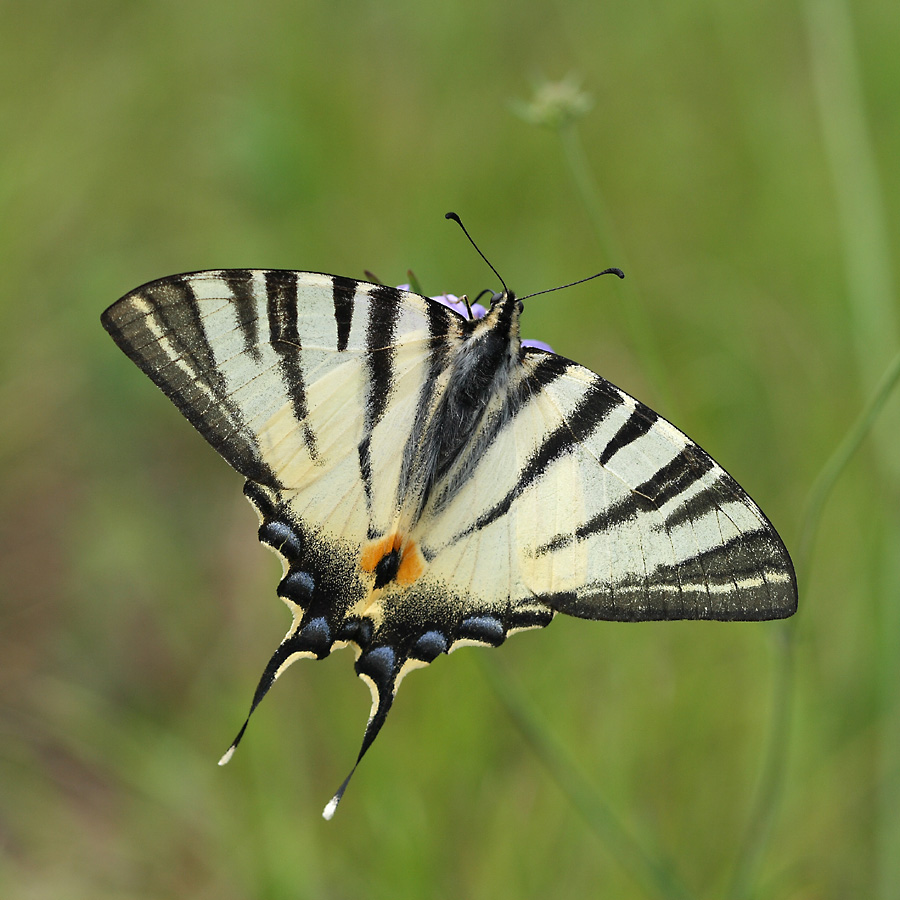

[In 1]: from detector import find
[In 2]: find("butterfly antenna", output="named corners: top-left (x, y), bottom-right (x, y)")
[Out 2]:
top-left (445, 212), bottom-right (509, 295)
top-left (519, 268), bottom-right (624, 302)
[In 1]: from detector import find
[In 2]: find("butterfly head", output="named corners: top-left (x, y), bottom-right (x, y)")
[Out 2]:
top-left (472, 288), bottom-right (523, 356)
top-left (487, 289), bottom-right (524, 315)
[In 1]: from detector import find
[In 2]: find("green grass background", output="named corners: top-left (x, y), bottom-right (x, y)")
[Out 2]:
top-left (2, 0), bottom-right (898, 897)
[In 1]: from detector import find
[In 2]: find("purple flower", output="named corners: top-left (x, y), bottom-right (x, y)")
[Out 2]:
top-left (431, 292), bottom-right (488, 321)
top-left (520, 338), bottom-right (554, 353)
top-left (403, 287), bottom-right (554, 353)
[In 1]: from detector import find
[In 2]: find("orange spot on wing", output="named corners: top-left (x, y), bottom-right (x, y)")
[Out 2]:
top-left (360, 534), bottom-right (401, 573)
top-left (396, 540), bottom-right (425, 585)
top-left (359, 534), bottom-right (425, 586)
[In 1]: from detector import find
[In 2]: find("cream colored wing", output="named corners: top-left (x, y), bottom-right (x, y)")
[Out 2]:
top-left (103, 272), bottom-right (796, 818)
top-left (416, 349), bottom-right (796, 624)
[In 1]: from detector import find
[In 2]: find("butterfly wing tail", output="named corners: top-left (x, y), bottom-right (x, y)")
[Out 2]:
top-left (218, 626), bottom-right (323, 765)
top-left (322, 645), bottom-right (400, 819)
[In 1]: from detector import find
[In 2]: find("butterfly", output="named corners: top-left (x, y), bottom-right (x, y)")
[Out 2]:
top-left (101, 216), bottom-right (796, 818)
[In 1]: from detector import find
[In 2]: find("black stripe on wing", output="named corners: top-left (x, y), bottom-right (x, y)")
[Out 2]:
top-left (599, 402), bottom-right (658, 465)
top-left (660, 471), bottom-right (741, 530)
top-left (396, 299), bottom-right (456, 504)
top-left (364, 285), bottom-right (403, 425)
top-left (464, 375), bottom-right (625, 536)
top-left (332, 275), bottom-right (357, 352)
top-left (359, 285), bottom-right (403, 522)
top-left (101, 273), bottom-right (277, 486)
top-left (534, 491), bottom-right (656, 556)
top-left (265, 270), bottom-right (319, 461)
top-left (224, 270), bottom-right (263, 362)
top-left (635, 446), bottom-right (716, 506)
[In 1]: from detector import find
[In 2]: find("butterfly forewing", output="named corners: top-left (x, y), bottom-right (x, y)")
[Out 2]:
top-left (509, 353), bottom-right (795, 620)
top-left (102, 265), bottom-right (796, 815)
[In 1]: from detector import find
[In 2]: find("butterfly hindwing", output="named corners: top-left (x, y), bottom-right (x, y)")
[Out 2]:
top-left (102, 270), bottom-right (489, 802)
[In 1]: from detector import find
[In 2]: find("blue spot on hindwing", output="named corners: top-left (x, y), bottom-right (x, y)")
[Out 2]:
top-left (258, 520), bottom-right (303, 559)
top-left (357, 646), bottom-right (397, 687)
top-left (458, 615), bottom-right (506, 646)
top-left (299, 616), bottom-right (332, 657)
top-left (278, 570), bottom-right (315, 603)
top-left (412, 630), bottom-right (449, 662)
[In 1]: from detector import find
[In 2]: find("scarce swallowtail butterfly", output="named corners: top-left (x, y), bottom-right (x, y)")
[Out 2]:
top-left (101, 215), bottom-right (797, 818)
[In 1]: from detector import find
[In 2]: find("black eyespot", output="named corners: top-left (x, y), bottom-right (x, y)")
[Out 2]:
top-left (373, 548), bottom-right (401, 589)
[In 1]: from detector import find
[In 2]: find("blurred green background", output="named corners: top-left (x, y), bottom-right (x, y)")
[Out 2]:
top-left (2, 0), bottom-right (899, 897)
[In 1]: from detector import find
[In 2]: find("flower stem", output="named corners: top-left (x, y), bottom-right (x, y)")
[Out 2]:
top-left (556, 125), bottom-right (681, 422)
top-left (797, 349), bottom-right (900, 583)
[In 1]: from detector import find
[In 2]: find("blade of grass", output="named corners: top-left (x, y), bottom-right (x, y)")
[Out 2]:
top-left (557, 123), bottom-right (679, 421)
top-left (731, 3), bottom-right (900, 893)
top-left (479, 655), bottom-right (697, 900)
top-left (512, 79), bottom-right (679, 419)
top-left (796, 349), bottom-right (900, 584)
top-left (804, 3), bottom-right (900, 898)
top-left (730, 349), bottom-right (900, 899)
top-left (805, 0), bottom-right (899, 392)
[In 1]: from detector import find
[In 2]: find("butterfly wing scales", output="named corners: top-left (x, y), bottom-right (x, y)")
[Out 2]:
top-left (103, 269), bottom-right (796, 816)
top-left (103, 270), bottom-right (483, 806)
top-left (417, 349), bottom-right (795, 622)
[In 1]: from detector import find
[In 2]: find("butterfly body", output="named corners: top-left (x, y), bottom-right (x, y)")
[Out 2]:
top-left (102, 266), bottom-right (796, 816)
